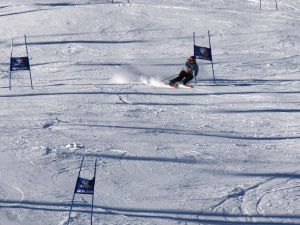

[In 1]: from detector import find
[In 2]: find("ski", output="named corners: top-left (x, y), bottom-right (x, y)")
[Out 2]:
top-left (169, 83), bottom-right (179, 88)
top-left (180, 84), bottom-right (193, 88)
top-left (168, 83), bottom-right (193, 89)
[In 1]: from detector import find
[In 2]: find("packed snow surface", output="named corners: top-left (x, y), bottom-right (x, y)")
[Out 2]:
top-left (0, 0), bottom-right (299, 224)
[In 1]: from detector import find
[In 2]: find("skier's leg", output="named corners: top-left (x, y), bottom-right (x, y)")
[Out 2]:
top-left (182, 73), bottom-right (193, 85)
top-left (169, 71), bottom-right (186, 84)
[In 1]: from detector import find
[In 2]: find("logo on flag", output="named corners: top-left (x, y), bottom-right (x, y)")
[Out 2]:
top-left (10, 57), bottom-right (30, 71)
top-left (75, 177), bottom-right (95, 195)
top-left (194, 45), bottom-right (212, 61)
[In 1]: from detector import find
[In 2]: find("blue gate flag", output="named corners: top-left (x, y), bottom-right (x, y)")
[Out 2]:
top-left (75, 177), bottom-right (95, 195)
top-left (194, 45), bottom-right (212, 61)
top-left (10, 57), bottom-right (30, 71)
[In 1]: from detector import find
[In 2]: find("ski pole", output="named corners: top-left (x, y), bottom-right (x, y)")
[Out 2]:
top-left (162, 75), bottom-right (177, 82)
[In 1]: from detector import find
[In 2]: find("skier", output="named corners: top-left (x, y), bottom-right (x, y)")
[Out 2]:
top-left (169, 56), bottom-right (198, 87)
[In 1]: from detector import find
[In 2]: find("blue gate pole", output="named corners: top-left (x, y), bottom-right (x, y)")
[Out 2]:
top-left (274, 0), bottom-right (278, 10)
top-left (24, 35), bottom-right (33, 89)
top-left (193, 32), bottom-right (196, 45)
top-left (193, 32), bottom-right (197, 85)
top-left (208, 30), bottom-right (216, 84)
top-left (9, 38), bottom-right (13, 90)
top-left (90, 159), bottom-right (97, 225)
top-left (67, 157), bottom-right (85, 225)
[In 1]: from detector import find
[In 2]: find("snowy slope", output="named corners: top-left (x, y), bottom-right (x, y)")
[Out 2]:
top-left (0, 0), bottom-right (299, 224)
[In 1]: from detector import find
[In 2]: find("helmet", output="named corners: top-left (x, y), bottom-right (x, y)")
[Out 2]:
top-left (188, 56), bottom-right (196, 62)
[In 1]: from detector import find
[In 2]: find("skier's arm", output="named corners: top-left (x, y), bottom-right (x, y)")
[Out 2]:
top-left (184, 62), bottom-right (192, 73)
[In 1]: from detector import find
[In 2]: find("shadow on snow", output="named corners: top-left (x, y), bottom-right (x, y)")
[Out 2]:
top-left (13, 40), bottom-right (148, 46)
top-left (0, 199), bottom-right (299, 224)
top-left (0, 8), bottom-right (51, 17)
top-left (1, 90), bottom-right (300, 98)
top-left (66, 123), bottom-right (300, 141)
